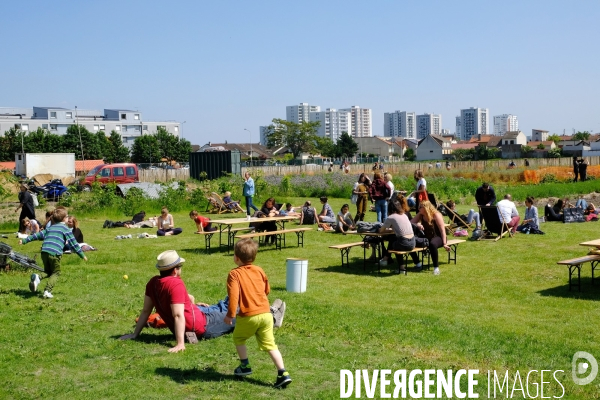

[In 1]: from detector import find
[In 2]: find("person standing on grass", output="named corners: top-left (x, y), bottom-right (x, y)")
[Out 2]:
top-left (579, 158), bottom-right (588, 182)
top-left (224, 239), bottom-right (292, 389)
top-left (20, 208), bottom-right (87, 299)
top-left (369, 172), bottom-right (392, 223)
top-left (243, 172), bottom-right (259, 217)
top-left (573, 156), bottom-right (579, 182)
top-left (15, 184), bottom-right (36, 234)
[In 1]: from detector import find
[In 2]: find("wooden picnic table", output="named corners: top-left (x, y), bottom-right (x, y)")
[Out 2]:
top-left (346, 231), bottom-right (395, 270)
top-left (579, 239), bottom-right (600, 248)
top-left (210, 215), bottom-right (299, 252)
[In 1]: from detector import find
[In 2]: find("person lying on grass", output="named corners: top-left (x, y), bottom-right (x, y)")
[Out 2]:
top-left (119, 250), bottom-right (285, 353)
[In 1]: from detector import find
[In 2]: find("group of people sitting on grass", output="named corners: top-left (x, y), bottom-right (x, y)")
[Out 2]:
top-left (544, 196), bottom-right (598, 222)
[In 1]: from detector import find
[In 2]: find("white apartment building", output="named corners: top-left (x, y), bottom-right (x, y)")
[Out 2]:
top-left (340, 105), bottom-right (372, 138)
top-left (286, 103), bottom-right (320, 123)
top-left (0, 106), bottom-right (180, 148)
top-left (493, 114), bottom-right (519, 136)
top-left (456, 107), bottom-right (489, 141)
top-left (309, 108), bottom-right (350, 143)
top-left (531, 129), bottom-right (549, 142)
top-left (416, 113), bottom-right (442, 139)
top-left (383, 111), bottom-right (416, 139)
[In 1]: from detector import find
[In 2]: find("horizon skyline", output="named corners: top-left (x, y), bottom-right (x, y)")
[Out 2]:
top-left (1, 1), bottom-right (598, 145)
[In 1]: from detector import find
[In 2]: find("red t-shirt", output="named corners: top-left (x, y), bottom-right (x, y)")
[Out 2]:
top-left (194, 215), bottom-right (210, 228)
top-left (145, 276), bottom-right (206, 336)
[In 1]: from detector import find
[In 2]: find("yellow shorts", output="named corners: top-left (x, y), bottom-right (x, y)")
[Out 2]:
top-left (232, 313), bottom-right (278, 351)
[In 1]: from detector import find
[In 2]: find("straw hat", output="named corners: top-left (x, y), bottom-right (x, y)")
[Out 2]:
top-left (156, 250), bottom-right (185, 270)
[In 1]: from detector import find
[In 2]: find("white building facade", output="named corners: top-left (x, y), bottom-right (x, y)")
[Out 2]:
top-left (0, 106), bottom-right (180, 148)
top-left (416, 113), bottom-right (442, 139)
top-left (456, 107), bottom-right (489, 141)
top-left (340, 106), bottom-right (372, 138)
top-left (383, 111), bottom-right (416, 139)
top-left (493, 114), bottom-right (519, 136)
top-left (286, 103), bottom-right (320, 123)
top-left (309, 108), bottom-right (350, 143)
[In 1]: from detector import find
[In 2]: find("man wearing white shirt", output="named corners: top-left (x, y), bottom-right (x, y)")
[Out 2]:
top-left (497, 194), bottom-right (520, 233)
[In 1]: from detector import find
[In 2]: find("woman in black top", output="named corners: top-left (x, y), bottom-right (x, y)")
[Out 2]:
top-left (260, 197), bottom-right (279, 245)
top-left (15, 185), bottom-right (36, 233)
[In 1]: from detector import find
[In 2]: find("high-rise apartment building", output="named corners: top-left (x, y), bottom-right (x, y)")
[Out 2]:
top-left (493, 114), bottom-right (518, 136)
top-left (456, 107), bottom-right (489, 141)
top-left (383, 111), bottom-right (416, 139)
top-left (286, 103), bottom-right (320, 123)
top-left (309, 108), bottom-right (350, 143)
top-left (416, 113), bottom-right (442, 139)
top-left (340, 106), bottom-right (372, 138)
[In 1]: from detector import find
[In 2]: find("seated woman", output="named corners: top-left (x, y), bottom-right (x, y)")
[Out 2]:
top-left (66, 216), bottom-right (96, 251)
top-left (335, 204), bottom-right (355, 233)
top-left (585, 204), bottom-right (599, 215)
top-left (21, 217), bottom-right (40, 236)
top-left (299, 201), bottom-right (318, 225)
top-left (222, 191), bottom-right (245, 213)
top-left (260, 197), bottom-right (279, 245)
top-left (516, 196), bottom-right (539, 233)
top-left (318, 196), bottom-right (336, 224)
top-left (378, 196), bottom-right (416, 273)
top-left (157, 207), bottom-right (183, 236)
top-left (189, 210), bottom-right (217, 233)
top-left (445, 200), bottom-right (481, 230)
top-left (544, 199), bottom-right (564, 222)
top-left (410, 200), bottom-right (450, 275)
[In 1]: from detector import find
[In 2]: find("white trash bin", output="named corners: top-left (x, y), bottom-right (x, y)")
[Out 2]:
top-left (286, 258), bottom-right (308, 293)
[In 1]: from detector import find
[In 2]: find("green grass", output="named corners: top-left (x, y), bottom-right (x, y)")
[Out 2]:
top-left (1, 198), bottom-right (600, 399)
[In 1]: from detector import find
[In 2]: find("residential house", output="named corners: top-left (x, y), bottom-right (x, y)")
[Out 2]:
top-left (416, 134), bottom-right (452, 161)
top-left (501, 131), bottom-right (527, 159)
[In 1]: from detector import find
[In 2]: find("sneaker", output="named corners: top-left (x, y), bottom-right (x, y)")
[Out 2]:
top-left (271, 301), bottom-right (286, 328)
top-left (43, 290), bottom-right (54, 299)
top-left (234, 364), bottom-right (252, 376)
top-left (274, 371), bottom-right (292, 388)
top-left (379, 259), bottom-right (388, 267)
top-left (433, 268), bottom-right (440, 275)
top-left (29, 273), bottom-right (40, 292)
top-left (126, 234), bottom-right (132, 239)
top-left (414, 262), bottom-right (422, 270)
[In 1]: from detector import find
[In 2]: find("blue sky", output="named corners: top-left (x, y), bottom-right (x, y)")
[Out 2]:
top-left (2, 0), bottom-right (599, 144)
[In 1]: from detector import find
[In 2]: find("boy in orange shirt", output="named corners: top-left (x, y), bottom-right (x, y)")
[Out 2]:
top-left (224, 238), bottom-right (291, 389)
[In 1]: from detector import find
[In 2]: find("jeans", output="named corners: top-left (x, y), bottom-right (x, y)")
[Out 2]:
top-left (375, 199), bottom-right (388, 223)
top-left (545, 205), bottom-right (563, 222)
top-left (466, 210), bottom-right (481, 228)
top-left (198, 296), bottom-right (229, 313)
top-left (410, 236), bottom-right (443, 269)
top-left (200, 309), bottom-right (235, 339)
top-left (245, 196), bottom-right (258, 216)
top-left (407, 197), bottom-right (416, 208)
top-left (576, 199), bottom-right (588, 210)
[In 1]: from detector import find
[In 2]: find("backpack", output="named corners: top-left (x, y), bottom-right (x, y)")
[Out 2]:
top-left (301, 207), bottom-right (316, 225)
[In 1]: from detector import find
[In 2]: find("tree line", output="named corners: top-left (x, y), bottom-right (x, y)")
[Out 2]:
top-left (0, 126), bottom-right (192, 164)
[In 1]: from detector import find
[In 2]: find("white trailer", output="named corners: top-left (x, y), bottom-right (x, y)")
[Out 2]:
top-left (15, 153), bottom-right (76, 178)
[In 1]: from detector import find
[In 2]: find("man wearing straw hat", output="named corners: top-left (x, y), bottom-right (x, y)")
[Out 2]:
top-left (119, 250), bottom-right (235, 352)
top-left (120, 250), bottom-right (285, 352)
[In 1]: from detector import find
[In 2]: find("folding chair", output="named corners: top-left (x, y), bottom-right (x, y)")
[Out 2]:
top-left (443, 206), bottom-right (474, 233)
top-left (210, 192), bottom-right (230, 214)
top-left (478, 206), bottom-right (513, 241)
top-left (205, 195), bottom-right (221, 213)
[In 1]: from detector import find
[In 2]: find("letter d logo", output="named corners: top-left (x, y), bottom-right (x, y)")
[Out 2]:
top-left (572, 351), bottom-right (598, 385)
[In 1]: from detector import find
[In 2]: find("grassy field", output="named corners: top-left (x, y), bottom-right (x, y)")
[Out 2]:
top-left (1, 198), bottom-right (600, 399)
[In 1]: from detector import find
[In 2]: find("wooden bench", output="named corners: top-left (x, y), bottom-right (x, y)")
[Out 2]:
top-left (557, 255), bottom-right (600, 291)
top-left (387, 247), bottom-right (429, 273)
top-left (328, 242), bottom-right (366, 268)
top-left (194, 231), bottom-right (217, 253)
top-left (446, 239), bottom-right (466, 264)
top-left (237, 227), bottom-right (312, 250)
